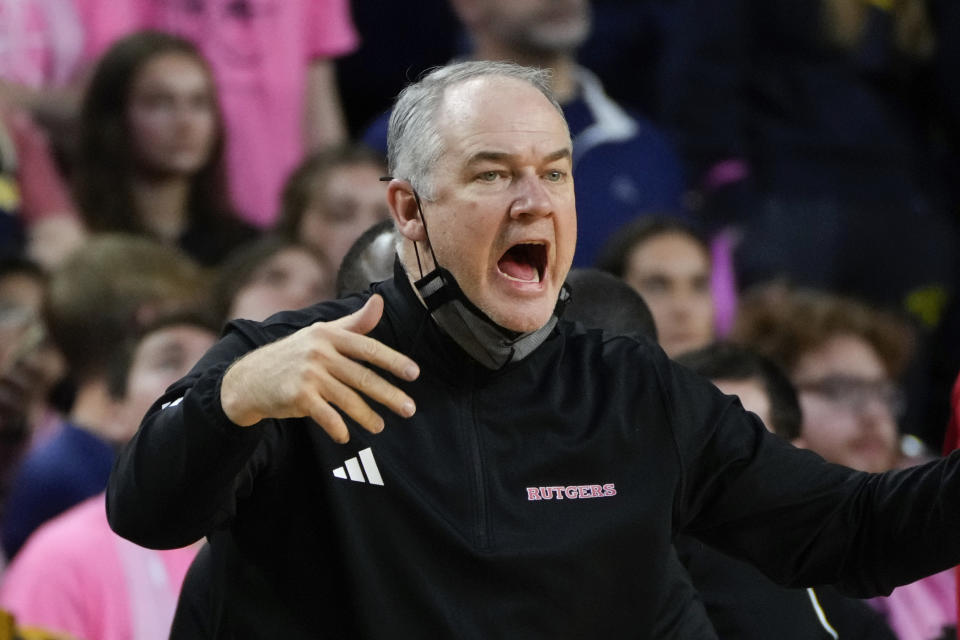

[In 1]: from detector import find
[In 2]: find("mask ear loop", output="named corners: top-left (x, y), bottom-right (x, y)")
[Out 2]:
top-left (381, 176), bottom-right (443, 281)
top-left (381, 176), bottom-right (446, 350)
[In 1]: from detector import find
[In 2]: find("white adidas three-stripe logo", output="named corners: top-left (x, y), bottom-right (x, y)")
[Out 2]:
top-left (331, 447), bottom-right (384, 486)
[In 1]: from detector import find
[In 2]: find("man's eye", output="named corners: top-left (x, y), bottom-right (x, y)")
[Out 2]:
top-left (545, 170), bottom-right (565, 182)
top-left (478, 171), bottom-right (500, 182)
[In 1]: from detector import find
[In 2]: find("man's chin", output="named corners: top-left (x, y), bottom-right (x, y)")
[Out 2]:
top-left (487, 303), bottom-right (555, 334)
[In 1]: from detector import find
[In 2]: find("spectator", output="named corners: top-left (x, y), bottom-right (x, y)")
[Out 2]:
top-left (362, 0), bottom-right (687, 267)
top-left (335, 219), bottom-right (398, 298)
top-left (732, 285), bottom-right (955, 640)
top-left (563, 267), bottom-right (658, 340)
top-left (73, 0), bottom-right (360, 226)
top-left (597, 217), bottom-right (715, 358)
top-left (0, 257), bottom-right (63, 525)
top-left (676, 342), bottom-right (898, 639)
top-left (212, 236), bottom-right (333, 325)
top-left (1, 234), bottom-right (206, 560)
top-left (73, 31), bottom-right (255, 267)
top-left (275, 145), bottom-right (391, 273)
top-left (0, 311), bottom-right (217, 640)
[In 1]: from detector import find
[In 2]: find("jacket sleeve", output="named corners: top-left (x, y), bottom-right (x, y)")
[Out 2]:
top-left (106, 328), bottom-right (270, 550)
top-left (661, 354), bottom-right (960, 598)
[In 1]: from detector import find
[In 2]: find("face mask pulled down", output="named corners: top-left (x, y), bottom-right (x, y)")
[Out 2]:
top-left (405, 186), bottom-right (568, 370)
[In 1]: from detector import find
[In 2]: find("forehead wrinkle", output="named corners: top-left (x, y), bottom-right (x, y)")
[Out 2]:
top-left (464, 147), bottom-right (571, 167)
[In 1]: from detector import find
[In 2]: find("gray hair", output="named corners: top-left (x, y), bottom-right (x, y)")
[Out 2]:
top-left (387, 61), bottom-right (565, 201)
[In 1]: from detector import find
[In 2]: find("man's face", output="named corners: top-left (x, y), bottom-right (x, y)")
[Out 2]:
top-left (420, 76), bottom-right (576, 333)
top-left (792, 334), bottom-right (900, 473)
top-left (476, 0), bottom-right (590, 56)
top-left (623, 232), bottom-right (715, 358)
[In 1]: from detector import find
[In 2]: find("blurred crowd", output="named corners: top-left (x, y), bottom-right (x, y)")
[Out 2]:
top-left (0, 0), bottom-right (958, 638)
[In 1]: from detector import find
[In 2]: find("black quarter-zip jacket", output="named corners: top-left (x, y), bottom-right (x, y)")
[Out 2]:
top-left (108, 265), bottom-right (960, 638)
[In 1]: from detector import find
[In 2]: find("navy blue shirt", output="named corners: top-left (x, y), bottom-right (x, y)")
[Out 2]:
top-left (2, 421), bottom-right (115, 559)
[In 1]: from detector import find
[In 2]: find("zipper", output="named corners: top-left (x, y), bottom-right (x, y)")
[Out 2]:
top-left (465, 373), bottom-right (490, 549)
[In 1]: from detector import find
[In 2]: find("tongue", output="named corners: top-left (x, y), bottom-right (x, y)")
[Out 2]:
top-left (498, 254), bottom-right (538, 281)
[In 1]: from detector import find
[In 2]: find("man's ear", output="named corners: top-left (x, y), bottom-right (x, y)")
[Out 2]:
top-left (387, 181), bottom-right (427, 242)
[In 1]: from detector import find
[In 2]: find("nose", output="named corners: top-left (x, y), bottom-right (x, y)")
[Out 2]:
top-left (858, 394), bottom-right (896, 425)
top-left (509, 173), bottom-right (553, 219)
top-left (668, 288), bottom-right (697, 320)
top-left (175, 99), bottom-right (208, 131)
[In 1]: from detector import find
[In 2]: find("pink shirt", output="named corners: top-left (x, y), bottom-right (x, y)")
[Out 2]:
top-left (0, 0), bottom-right (85, 88)
top-left (0, 494), bottom-right (198, 640)
top-left (3, 107), bottom-right (77, 222)
top-left (869, 569), bottom-right (956, 640)
top-left (73, 0), bottom-right (359, 226)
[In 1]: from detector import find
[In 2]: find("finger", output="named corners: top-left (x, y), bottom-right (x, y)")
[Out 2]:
top-left (317, 371), bottom-right (387, 434)
top-left (326, 356), bottom-right (416, 419)
top-left (332, 294), bottom-right (384, 336)
top-left (328, 330), bottom-right (420, 382)
top-left (307, 395), bottom-right (351, 444)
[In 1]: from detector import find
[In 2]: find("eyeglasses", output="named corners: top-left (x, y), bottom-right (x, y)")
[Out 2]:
top-left (795, 375), bottom-right (905, 418)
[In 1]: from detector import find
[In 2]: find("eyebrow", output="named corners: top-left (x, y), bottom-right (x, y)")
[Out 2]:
top-left (465, 148), bottom-right (572, 167)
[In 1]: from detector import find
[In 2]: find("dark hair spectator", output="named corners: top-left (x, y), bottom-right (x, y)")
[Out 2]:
top-left (563, 268), bottom-right (657, 341)
top-left (596, 217), bottom-right (709, 279)
top-left (597, 216), bottom-right (715, 358)
top-left (73, 30), bottom-right (255, 266)
top-left (335, 219), bottom-right (397, 298)
top-left (676, 341), bottom-right (802, 440)
top-left (68, 0), bottom-right (360, 226)
top-left (275, 144), bottom-right (390, 272)
top-left (212, 236), bottom-right (333, 325)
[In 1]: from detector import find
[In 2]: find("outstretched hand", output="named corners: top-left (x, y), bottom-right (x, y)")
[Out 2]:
top-left (220, 295), bottom-right (420, 443)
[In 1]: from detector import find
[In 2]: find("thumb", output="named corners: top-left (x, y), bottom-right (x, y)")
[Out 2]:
top-left (334, 294), bottom-right (385, 335)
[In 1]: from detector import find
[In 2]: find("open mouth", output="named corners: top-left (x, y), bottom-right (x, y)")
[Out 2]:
top-left (497, 242), bottom-right (547, 283)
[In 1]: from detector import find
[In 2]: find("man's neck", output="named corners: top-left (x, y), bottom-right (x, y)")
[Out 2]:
top-left (470, 45), bottom-right (578, 104)
top-left (131, 175), bottom-right (191, 242)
